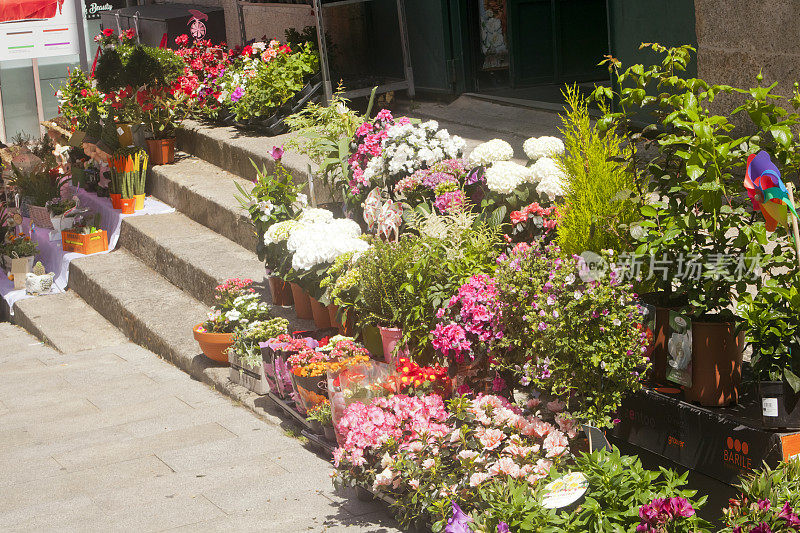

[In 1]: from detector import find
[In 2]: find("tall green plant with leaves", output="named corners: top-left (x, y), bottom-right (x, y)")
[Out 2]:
top-left (556, 84), bottom-right (640, 255)
top-left (592, 43), bottom-right (800, 317)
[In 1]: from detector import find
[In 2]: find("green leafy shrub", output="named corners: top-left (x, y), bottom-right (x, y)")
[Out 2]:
top-left (556, 84), bottom-right (640, 255)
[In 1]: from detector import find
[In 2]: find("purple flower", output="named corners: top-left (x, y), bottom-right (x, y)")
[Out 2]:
top-left (270, 145), bottom-right (284, 161)
top-left (445, 502), bottom-right (473, 533)
top-left (496, 522), bottom-right (509, 533)
top-left (750, 523), bottom-right (773, 533)
top-left (230, 86), bottom-right (244, 102)
top-left (492, 373), bottom-right (506, 392)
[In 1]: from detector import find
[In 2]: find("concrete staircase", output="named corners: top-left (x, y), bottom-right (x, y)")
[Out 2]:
top-left (10, 98), bottom-right (561, 422)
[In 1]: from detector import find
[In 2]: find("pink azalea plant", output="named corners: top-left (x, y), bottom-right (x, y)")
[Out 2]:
top-left (332, 393), bottom-right (575, 530)
top-left (347, 109), bottom-right (410, 197)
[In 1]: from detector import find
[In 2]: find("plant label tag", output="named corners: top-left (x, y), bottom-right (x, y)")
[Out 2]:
top-left (666, 312), bottom-right (692, 387)
top-left (117, 127), bottom-right (124, 136)
top-left (762, 397), bottom-right (779, 417)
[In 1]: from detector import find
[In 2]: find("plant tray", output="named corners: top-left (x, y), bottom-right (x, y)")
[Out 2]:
top-left (228, 350), bottom-right (269, 395)
top-left (61, 230), bottom-right (108, 255)
top-left (266, 391), bottom-right (313, 430)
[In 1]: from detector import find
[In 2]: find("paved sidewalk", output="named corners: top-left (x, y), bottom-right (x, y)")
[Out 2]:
top-left (0, 323), bottom-right (399, 532)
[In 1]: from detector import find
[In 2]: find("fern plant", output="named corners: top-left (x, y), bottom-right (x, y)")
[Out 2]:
top-left (555, 84), bottom-right (641, 255)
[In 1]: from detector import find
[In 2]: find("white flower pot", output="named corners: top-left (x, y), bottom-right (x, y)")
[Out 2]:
top-left (50, 215), bottom-right (75, 233)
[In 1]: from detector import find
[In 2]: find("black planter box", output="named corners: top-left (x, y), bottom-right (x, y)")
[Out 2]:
top-left (612, 387), bottom-right (800, 486)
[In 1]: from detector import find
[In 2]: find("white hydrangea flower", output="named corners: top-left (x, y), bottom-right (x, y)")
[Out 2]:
top-left (523, 136), bottom-right (565, 161)
top-left (298, 208), bottom-right (334, 224)
top-left (532, 157), bottom-right (567, 199)
top-left (468, 139), bottom-right (514, 166)
top-left (484, 161), bottom-right (530, 194)
top-left (286, 217), bottom-right (370, 271)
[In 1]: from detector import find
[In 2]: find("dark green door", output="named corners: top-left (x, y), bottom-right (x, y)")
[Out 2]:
top-left (508, 0), bottom-right (608, 86)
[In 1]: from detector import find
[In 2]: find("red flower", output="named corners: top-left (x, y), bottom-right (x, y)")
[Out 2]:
top-left (241, 45), bottom-right (252, 57)
top-left (279, 44), bottom-right (291, 54)
top-left (123, 29), bottom-right (135, 39)
top-left (102, 28), bottom-right (113, 37)
top-left (175, 34), bottom-right (189, 46)
top-left (80, 89), bottom-right (88, 97)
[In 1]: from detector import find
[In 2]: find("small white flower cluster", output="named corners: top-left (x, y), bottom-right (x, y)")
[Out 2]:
top-left (531, 157), bottom-right (567, 199)
top-left (468, 139), bottom-right (514, 166)
top-left (485, 161), bottom-right (532, 194)
top-left (523, 136), bottom-right (565, 161)
top-left (298, 207), bottom-right (334, 224)
top-left (286, 215), bottom-right (369, 271)
top-left (363, 120), bottom-right (465, 182)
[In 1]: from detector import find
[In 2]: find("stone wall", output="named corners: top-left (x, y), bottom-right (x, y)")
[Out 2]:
top-left (695, 0), bottom-right (800, 125)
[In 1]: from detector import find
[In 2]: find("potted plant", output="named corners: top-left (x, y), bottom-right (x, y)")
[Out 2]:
top-left (193, 278), bottom-right (271, 364)
top-left (138, 86), bottom-right (188, 165)
top-left (306, 400), bottom-right (335, 440)
top-left (109, 147), bottom-right (148, 213)
top-left (45, 196), bottom-right (77, 232)
top-left (591, 44), bottom-right (795, 406)
top-left (235, 152), bottom-right (306, 306)
top-left (740, 268), bottom-right (800, 429)
top-left (261, 334), bottom-right (320, 400)
top-left (1, 231), bottom-right (38, 275)
top-left (228, 317), bottom-right (289, 394)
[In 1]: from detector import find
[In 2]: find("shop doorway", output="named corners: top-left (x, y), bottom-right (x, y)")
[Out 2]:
top-left (464, 0), bottom-right (608, 100)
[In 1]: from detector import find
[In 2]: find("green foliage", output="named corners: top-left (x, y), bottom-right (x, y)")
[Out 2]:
top-left (739, 269), bottom-right (800, 389)
top-left (592, 43), bottom-right (799, 317)
top-left (556, 84), bottom-right (640, 255)
top-left (285, 87), bottom-right (361, 194)
top-left (356, 237), bottom-right (417, 328)
top-left (470, 478), bottom-right (553, 533)
top-left (549, 447), bottom-right (710, 533)
top-left (94, 48), bottom-right (125, 93)
top-left (85, 104), bottom-right (102, 142)
top-left (9, 164), bottom-right (69, 207)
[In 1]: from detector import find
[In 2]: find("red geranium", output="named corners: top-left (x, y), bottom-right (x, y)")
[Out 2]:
top-left (102, 28), bottom-right (113, 37)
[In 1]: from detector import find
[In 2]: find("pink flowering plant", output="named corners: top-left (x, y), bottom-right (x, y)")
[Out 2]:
top-left (395, 159), bottom-right (475, 215)
top-left (494, 243), bottom-right (650, 427)
top-left (723, 458), bottom-right (800, 533)
top-left (347, 109), bottom-right (408, 202)
top-left (334, 394), bottom-right (575, 531)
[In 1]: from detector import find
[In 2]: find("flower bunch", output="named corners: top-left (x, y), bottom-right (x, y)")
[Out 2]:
top-left (93, 28), bottom-right (135, 48)
top-left (507, 201), bottom-right (561, 246)
top-left (231, 317), bottom-right (289, 367)
top-left (333, 393), bottom-right (451, 470)
top-left (55, 68), bottom-right (106, 132)
top-left (286, 215), bottom-right (369, 271)
top-left (173, 36), bottom-right (231, 110)
top-left (392, 356), bottom-right (450, 397)
top-left (468, 139), bottom-right (514, 166)
top-left (530, 157), bottom-right (567, 199)
top-left (494, 244), bottom-right (649, 427)
top-left (371, 395), bottom-right (573, 529)
top-left (348, 109), bottom-right (408, 195)
top-left (522, 136), bottom-right (565, 161)
top-left (306, 400), bottom-right (333, 425)
top-left (200, 278), bottom-right (272, 334)
top-left (637, 497), bottom-right (697, 533)
top-left (726, 500), bottom-right (800, 532)
top-left (2, 231), bottom-right (38, 259)
top-left (432, 274), bottom-right (504, 364)
top-left (360, 120), bottom-right (466, 190)
top-left (484, 161), bottom-right (532, 195)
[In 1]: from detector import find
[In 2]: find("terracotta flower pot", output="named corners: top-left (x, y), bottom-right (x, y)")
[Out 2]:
top-left (147, 138), bottom-right (176, 165)
top-left (682, 320), bottom-right (743, 407)
top-left (328, 303), bottom-right (340, 332)
top-left (109, 193), bottom-right (122, 209)
top-left (379, 326), bottom-right (409, 365)
top-left (309, 297), bottom-right (331, 329)
top-left (119, 197), bottom-right (135, 214)
top-left (267, 276), bottom-right (293, 306)
top-left (290, 282), bottom-right (313, 320)
top-left (193, 324), bottom-right (232, 364)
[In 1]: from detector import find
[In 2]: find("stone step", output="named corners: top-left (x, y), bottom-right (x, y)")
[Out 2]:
top-left (67, 249), bottom-right (314, 380)
top-left (148, 153), bottom-right (258, 251)
top-left (12, 291), bottom-right (129, 354)
top-left (118, 211), bottom-right (266, 307)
